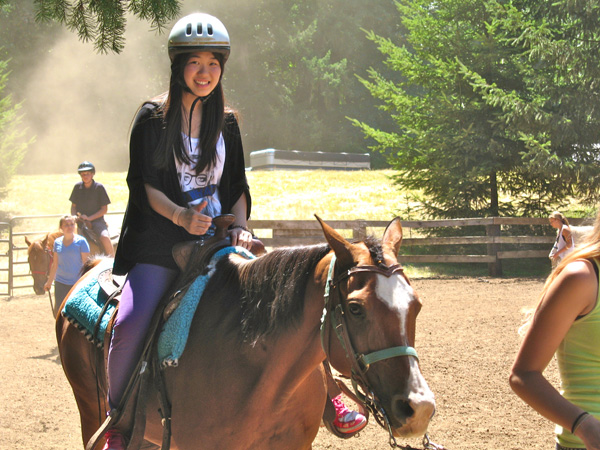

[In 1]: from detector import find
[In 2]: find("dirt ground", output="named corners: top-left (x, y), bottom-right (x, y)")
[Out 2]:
top-left (0, 277), bottom-right (560, 450)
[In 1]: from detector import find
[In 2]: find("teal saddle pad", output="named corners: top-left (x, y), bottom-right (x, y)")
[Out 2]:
top-left (62, 258), bottom-right (116, 347)
top-left (158, 246), bottom-right (256, 367)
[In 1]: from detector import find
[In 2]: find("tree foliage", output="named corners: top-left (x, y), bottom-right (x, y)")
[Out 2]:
top-left (27, 0), bottom-right (400, 167)
top-left (33, 0), bottom-right (180, 53)
top-left (0, 58), bottom-right (31, 197)
top-left (352, 0), bottom-right (600, 218)
top-left (215, 0), bottom-right (401, 162)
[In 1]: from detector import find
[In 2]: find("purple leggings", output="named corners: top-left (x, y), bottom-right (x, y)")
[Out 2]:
top-left (107, 263), bottom-right (178, 408)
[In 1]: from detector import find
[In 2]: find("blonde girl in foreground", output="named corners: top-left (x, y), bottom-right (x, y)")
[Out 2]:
top-left (510, 208), bottom-right (600, 449)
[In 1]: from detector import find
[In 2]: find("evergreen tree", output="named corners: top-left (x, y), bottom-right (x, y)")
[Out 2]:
top-left (33, 0), bottom-right (180, 53)
top-left (461, 0), bottom-right (600, 209)
top-left (352, 0), bottom-right (600, 218)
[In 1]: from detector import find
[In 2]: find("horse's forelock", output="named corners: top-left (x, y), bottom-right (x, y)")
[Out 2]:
top-left (353, 235), bottom-right (385, 267)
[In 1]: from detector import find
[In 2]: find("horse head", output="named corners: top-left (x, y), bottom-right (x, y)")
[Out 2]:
top-left (317, 216), bottom-right (435, 439)
top-left (25, 235), bottom-right (52, 295)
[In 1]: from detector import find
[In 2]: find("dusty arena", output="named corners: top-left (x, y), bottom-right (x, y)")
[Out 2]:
top-left (1, 277), bottom-right (560, 450)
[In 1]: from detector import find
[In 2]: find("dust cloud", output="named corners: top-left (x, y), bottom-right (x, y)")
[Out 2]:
top-left (17, 2), bottom-right (261, 175)
top-left (20, 17), bottom-right (169, 174)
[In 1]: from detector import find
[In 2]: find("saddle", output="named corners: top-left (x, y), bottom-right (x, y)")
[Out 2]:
top-left (76, 216), bottom-right (102, 247)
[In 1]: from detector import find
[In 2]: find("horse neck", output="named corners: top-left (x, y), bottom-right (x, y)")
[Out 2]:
top-left (47, 231), bottom-right (63, 250)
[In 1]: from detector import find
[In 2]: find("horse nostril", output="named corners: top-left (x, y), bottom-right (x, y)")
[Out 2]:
top-left (392, 397), bottom-right (414, 421)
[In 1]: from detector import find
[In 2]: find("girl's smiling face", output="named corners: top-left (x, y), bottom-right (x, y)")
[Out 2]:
top-left (182, 52), bottom-right (222, 102)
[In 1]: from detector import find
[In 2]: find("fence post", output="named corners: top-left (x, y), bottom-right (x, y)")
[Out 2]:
top-left (352, 220), bottom-right (367, 241)
top-left (8, 218), bottom-right (14, 297)
top-left (486, 220), bottom-right (502, 277)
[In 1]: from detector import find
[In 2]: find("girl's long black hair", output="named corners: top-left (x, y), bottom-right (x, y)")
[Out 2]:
top-left (153, 52), bottom-right (226, 175)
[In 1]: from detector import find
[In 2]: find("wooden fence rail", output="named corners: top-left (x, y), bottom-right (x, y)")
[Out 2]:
top-left (0, 215), bottom-right (593, 296)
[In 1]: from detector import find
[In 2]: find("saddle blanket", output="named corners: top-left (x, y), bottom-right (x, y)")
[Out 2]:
top-left (158, 246), bottom-right (256, 367)
top-left (61, 247), bottom-right (256, 361)
top-left (62, 258), bottom-right (116, 347)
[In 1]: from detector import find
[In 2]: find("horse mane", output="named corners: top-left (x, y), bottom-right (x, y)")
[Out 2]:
top-left (205, 236), bottom-right (385, 345)
top-left (81, 256), bottom-right (104, 276)
top-left (210, 243), bottom-right (331, 345)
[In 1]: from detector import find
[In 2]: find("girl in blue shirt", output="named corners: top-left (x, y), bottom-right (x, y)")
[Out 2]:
top-left (44, 215), bottom-right (90, 316)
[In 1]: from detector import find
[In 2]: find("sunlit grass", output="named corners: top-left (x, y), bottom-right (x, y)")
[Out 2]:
top-left (0, 170), bottom-right (417, 222)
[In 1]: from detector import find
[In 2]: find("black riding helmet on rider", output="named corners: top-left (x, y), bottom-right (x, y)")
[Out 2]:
top-left (78, 161), bottom-right (95, 174)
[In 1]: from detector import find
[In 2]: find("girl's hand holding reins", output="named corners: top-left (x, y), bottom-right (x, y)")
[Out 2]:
top-left (229, 226), bottom-right (253, 250)
top-left (575, 413), bottom-right (600, 450)
top-left (44, 280), bottom-right (52, 292)
top-left (173, 201), bottom-right (212, 235)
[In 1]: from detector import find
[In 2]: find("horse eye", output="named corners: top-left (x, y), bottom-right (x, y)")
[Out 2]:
top-left (348, 302), bottom-right (364, 316)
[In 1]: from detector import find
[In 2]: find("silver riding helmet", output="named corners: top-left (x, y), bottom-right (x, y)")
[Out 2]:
top-left (168, 13), bottom-right (230, 63)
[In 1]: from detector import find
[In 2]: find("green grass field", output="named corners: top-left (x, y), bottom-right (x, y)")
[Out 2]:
top-left (0, 169), bottom-right (409, 221)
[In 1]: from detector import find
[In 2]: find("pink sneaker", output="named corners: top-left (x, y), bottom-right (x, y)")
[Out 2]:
top-left (103, 430), bottom-right (126, 450)
top-left (332, 394), bottom-right (367, 434)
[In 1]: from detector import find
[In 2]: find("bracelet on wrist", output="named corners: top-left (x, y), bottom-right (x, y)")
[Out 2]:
top-left (172, 206), bottom-right (186, 226)
top-left (571, 411), bottom-right (590, 434)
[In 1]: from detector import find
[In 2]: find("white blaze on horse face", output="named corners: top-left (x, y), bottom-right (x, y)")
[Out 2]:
top-left (375, 273), bottom-right (413, 336)
top-left (375, 274), bottom-right (436, 436)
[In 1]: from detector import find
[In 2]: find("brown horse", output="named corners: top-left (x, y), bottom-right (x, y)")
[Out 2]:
top-left (25, 230), bottom-right (118, 296)
top-left (56, 217), bottom-right (436, 450)
top-left (25, 231), bottom-right (63, 295)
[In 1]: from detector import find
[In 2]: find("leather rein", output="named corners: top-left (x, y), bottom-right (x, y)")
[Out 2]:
top-left (320, 254), bottom-right (443, 450)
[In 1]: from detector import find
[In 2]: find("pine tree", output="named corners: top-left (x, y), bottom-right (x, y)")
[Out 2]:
top-left (352, 0), bottom-right (600, 218)
top-left (33, 0), bottom-right (180, 53)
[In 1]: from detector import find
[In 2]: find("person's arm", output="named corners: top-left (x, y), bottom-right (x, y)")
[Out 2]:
top-left (80, 251), bottom-right (90, 264)
top-left (509, 260), bottom-right (600, 449)
top-left (44, 252), bottom-right (59, 292)
top-left (71, 203), bottom-right (77, 216)
top-left (228, 194), bottom-right (252, 249)
top-left (80, 205), bottom-right (107, 222)
top-left (563, 226), bottom-right (574, 250)
top-left (144, 184), bottom-right (211, 236)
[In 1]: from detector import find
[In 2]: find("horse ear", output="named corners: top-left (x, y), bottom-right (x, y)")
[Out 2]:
top-left (24, 236), bottom-right (31, 246)
top-left (382, 217), bottom-right (403, 261)
top-left (315, 215), bottom-right (355, 267)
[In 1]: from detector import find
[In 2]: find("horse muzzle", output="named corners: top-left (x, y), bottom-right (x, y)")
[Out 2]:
top-left (388, 383), bottom-right (436, 437)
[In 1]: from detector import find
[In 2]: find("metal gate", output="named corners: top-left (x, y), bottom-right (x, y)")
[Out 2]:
top-left (0, 213), bottom-right (124, 297)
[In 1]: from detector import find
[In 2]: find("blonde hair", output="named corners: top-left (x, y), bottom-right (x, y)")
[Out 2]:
top-left (549, 211), bottom-right (570, 226)
top-left (519, 208), bottom-right (600, 335)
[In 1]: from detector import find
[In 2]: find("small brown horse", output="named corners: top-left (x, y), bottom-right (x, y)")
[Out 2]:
top-left (56, 217), bottom-right (436, 450)
top-left (25, 229), bottom-right (117, 296)
top-left (25, 231), bottom-right (63, 295)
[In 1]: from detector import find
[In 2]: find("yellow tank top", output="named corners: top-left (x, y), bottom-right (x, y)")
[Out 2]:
top-left (556, 259), bottom-right (600, 448)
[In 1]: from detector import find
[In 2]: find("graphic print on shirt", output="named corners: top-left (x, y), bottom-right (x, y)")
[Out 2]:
top-left (176, 134), bottom-right (225, 220)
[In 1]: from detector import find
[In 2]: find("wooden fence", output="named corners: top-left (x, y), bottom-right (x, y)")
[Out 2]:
top-left (248, 217), bottom-right (592, 277)
top-left (0, 215), bottom-right (592, 296)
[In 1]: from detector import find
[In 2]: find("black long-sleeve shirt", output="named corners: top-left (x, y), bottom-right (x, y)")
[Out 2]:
top-left (113, 103), bottom-right (251, 275)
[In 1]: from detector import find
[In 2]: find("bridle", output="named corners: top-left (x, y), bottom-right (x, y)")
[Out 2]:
top-left (320, 254), bottom-right (444, 450)
top-left (29, 245), bottom-right (55, 313)
top-left (30, 246), bottom-right (53, 279)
